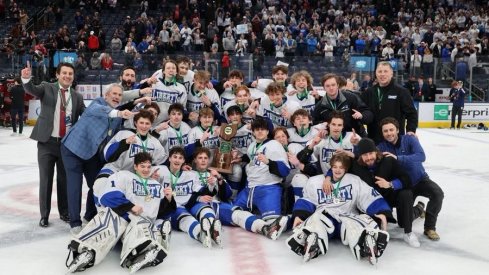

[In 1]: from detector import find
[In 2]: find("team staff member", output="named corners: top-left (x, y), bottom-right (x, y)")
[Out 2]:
top-left (361, 62), bottom-right (418, 143)
top-left (9, 77), bottom-right (25, 136)
top-left (61, 83), bottom-right (135, 235)
top-left (21, 61), bottom-right (85, 227)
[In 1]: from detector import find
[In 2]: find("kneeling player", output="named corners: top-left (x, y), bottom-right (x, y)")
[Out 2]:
top-left (66, 152), bottom-right (175, 273)
top-left (286, 154), bottom-right (392, 265)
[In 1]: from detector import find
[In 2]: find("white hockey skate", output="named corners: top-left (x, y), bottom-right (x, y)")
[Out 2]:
top-left (66, 250), bottom-right (94, 273)
top-left (262, 216), bottom-right (288, 240)
top-left (199, 217), bottom-right (212, 248)
top-left (303, 232), bottom-right (320, 263)
top-left (128, 248), bottom-right (159, 274)
top-left (159, 220), bottom-right (172, 251)
top-left (210, 219), bottom-right (223, 248)
top-left (363, 230), bottom-right (378, 265)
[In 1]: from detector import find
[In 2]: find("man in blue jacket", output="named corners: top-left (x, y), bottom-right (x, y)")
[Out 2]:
top-left (377, 117), bottom-right (444, 241)
top-left (61, 83), bottom-right (135, 234)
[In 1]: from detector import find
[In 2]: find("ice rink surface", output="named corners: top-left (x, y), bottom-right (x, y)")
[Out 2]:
top-left (0, 126), bottom-right (488, 275)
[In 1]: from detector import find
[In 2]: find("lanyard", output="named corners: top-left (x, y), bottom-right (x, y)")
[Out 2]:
top-left (171, 125), bottom-right (183, 145)
top-left (328, 134), bottom-right (343, 148)
top-left (58, 85), bottom-right (72, 110)
top-left (332, 176), bottom-right (343, 198)
top-left (298, 125), bottom-right (310, 137)
top-left (296, 87), bottom-right (308, 100)
top-left (199, 125), bottom-right (214, 135)
top-left (197, 170), bottom-right (209, 186)
top-left (137, 133), bottom-right (148, 152)
top-left (326, 96), bottom-right (337, 110)
top-left (252, 142), bottom-right (263, 158)
top-left (283, 144), bottom-right (288, 152)
top-left (376, 88), bottom-right (383, 110)
top-left (170, 170), bottom-right (181, 190)
top-left (135, 172), bottom-right (149, 196)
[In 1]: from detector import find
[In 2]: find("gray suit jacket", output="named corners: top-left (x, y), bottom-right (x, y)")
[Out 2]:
top-left (23, 81), bottom-right (85, 143)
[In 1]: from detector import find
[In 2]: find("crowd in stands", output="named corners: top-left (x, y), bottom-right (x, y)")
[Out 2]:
top-left (1, 0), bottom-right (489, 86)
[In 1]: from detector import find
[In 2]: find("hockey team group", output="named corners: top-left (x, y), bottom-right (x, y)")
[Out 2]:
top-left (21, 57), bottom-right (444, 273)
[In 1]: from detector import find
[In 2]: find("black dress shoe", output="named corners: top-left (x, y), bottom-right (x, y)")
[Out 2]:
top-left (39, 218), bottom-right (49, 227)
top-left (60, 215), bottom-right (70, 223)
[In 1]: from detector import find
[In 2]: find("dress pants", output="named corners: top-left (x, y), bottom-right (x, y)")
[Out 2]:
top-left (61, 144), bottom-right (101, 228)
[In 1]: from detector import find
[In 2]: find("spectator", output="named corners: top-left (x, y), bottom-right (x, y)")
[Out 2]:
top-left (110, 35), bottom-right (123, 53)
top-left (221, 51), bottom-right (230, 79)
top-left (90, 52), bottom-right (101, 70)
top-left (9, 77), bottom-right (24, 136)
top-left (101, 53), bottom-right (114, 70)
top-left (222, 32), bottom-right (236, 52)
top-left (87, 31), bottom-right (99, 52)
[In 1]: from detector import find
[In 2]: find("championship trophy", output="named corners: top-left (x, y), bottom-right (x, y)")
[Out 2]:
top-left (211, 123), bottom-right (238, 174)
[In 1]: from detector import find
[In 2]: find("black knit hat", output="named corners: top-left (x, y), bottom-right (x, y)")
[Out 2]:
top-left (357, 138), bottom-right (377, 155)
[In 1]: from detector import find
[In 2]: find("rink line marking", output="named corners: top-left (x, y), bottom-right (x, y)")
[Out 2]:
top-left (228, 227), bottom-right (272, 275)
top-left (422, 129), bottom-right (489, 144)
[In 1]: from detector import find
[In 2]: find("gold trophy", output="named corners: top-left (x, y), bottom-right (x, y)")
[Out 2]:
top-left (211, 123), bottom-right (238, 174)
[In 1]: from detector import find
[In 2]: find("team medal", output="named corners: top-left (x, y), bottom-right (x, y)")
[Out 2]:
top-left (145, 194), bottom-right (151, 202)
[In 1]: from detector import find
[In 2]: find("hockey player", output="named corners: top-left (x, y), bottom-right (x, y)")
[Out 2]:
top-left (186, 147), bottom-right (234, 247)
top-left (286, 154), bottom-right (392, 264)
top-left (252, 82), bottom-right (301, 128)
top-left (67, 152), bottom-right (175, 273)
top-left (219, 70), bottom-right (246, 108)
top-left (225, 105), bottom-right (253, 197)
top-left (287, 109), bottom-right (326, 147)
top-left (377, 117), bottom-right (444, 241)
top-left (297, 111), bottom-right (358, 176)
top-left (286, 71), bottom-right (320, 114)
top-left (186, 70), bottom-right (222, 126)
top-left (123, 102), bottom-right (160, 130)
top-left (155, 147), bottom-right (218, 248)
top-left (151, 60), bottom-right (187, 123)
top-left (95, 109), bottom-right (168, 189)
top-left (154, 103), bottom-right (191, 154)
top-left (250, 64), bottom-right (290, 92)
top-left (186, 107), bottom-right (221, 162)
top-left (222, 85), bottom-right (258, 124)
top-left (152, 56), bottom-right (195, 93)
top-left (222, 118), bottom-right (290, 240)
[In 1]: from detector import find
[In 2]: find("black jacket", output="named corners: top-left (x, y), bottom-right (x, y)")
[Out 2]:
top-left (313, 90), bottom-right (373, 137)
top-left (361, 81), bottom-right (418, 143)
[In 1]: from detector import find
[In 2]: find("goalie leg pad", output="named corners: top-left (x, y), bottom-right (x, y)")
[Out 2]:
top-left (339, 214), bottom-right (390, 261)
top-left (120, 215), bottom-right (168, 269)
top-left (68, 208), bottom-right (127, 267)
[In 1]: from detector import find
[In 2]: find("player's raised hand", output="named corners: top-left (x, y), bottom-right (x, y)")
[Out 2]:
top-left (257, 152), bottom-right (269, 164)
top-left (382, 151), bottom-right (397, 159)
top-left (310, 88), bottom-right (320, 99)
top-left (201, 94), bottom-right (212, 106)
top-left (150, 168), bottom-right (160, 180)
top-left (156, 121), bottom-right (169, 132)
top-left (201, 128), bottom-right (211, 142)
top-left (135, 96), bottom-right (151, 105)
top-left (287, 152), bottom-right (300, 167)
top-left (182, 164), bottom-right (192, 171)
top-left (125, 134), bottom-right (137, 144)
top-left (322, 176), bottom-right (333, 195)
top-left (189, 111), bottom-right (199, 122)
top-left (163, 187), bottom-right (173, 201)
top-left (139, 87), bottom-right (153, 95)
top-left (351, 109), bottom-right (363, 120)
top-left (350, 128), bottom-right (360, 145)
top-left (281, 108), bottom-right (290, 119)
top-left (250, 80), bottom-right (258, 88)
top-left (308, 133), bottom-right (322, 149)
top-left (206, 81), bottom-right (214, 89)
top-left (335, 148), bottom-right (354, 158)
top-left (21, 60), bottom-right (32, 79)
top-left (288, 89), bottom-right (298, 96)
top-left (223, 81), bottom-right (232, 89)
top-left (119, 109), bottom-right (136, 119)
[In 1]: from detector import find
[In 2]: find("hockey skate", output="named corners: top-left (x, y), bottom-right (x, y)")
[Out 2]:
top-left (66, 249), bottom-right (94, 273)
top-left (261, 216), bottom-right (288, 240)
top-left (303, 232), bottom-right (320, 262)
top-left (199, 217), bottom-right (212, 248)
top-left (159, 220), bottom-right (172, 250)
top-left (210, 219), bottom-right (223, 248)
top-left (362, 230), bottom-right (378, 265)
top-left (128, 247), bottom-right (159, 274)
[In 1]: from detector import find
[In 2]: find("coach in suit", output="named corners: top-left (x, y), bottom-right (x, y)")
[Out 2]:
top-left (60, 83), bottom-right (135, 233)
top-left (21, 62), bottom-right (85, 227)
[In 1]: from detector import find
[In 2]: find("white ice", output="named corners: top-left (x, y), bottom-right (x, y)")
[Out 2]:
top-left (0, 127), bottom-right (488, 275)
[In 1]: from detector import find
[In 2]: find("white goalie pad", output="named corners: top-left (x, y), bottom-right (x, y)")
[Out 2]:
top-left (120, 215), bottom-right (170, 268)
top-left (339, 214), bottom-right (390, 261)
top-left (70, 208), bottom-right (128, 266)
top-left (290, 173), bottom-right (309, 200)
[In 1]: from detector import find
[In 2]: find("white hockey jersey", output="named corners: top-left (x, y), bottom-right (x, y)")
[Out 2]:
top-left (286, 92), bottom-right (316, 114)
top-left (156, 165), bottom-right (201, 206)
top-left (220, 88), bottom-right (235, 108)
top-left (186, 87), bottom-right (221, 113)
top-left (151, 80), bottom-right (187, 123)
top-left (245, 139), bottom-right (290, 188)
top-left (187, 125), bottom-right (220, 160)
top-left (101, 130), bottom-right (168, 175)
top-left (309, 132), bottom-right (355, 174)
top-left (298, 174), bottom-right (391, 221)
top-left (222, 100), bottom-right (255, 124)
top-left (152, 69), bottom-right (195, 93)
top-left (287, 125), bottom-right (322, 147)
top-left (96, 170), bottom-right (165, 220)
top-left (158, 122), bottom-right (191, 152)
top-left (257, 97), bottom-right (301, 127)
top-left (284, 142), bottom-right (304, 186)
top-left (232, 124), bottom-right (253, 156)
